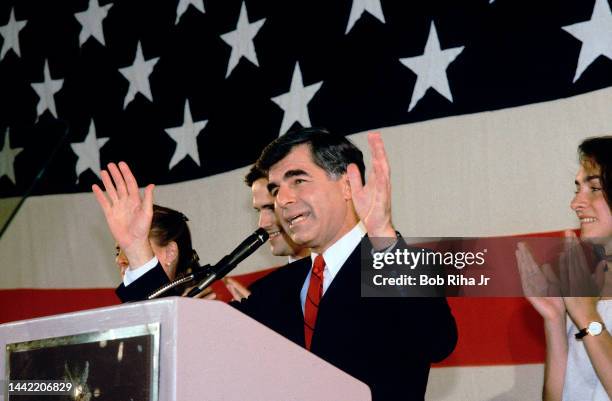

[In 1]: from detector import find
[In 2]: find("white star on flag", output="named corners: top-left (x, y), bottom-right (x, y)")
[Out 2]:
top-left (220, 2), bottom-right (266, 78)
top-left (70, 120), bottom-right (109, 182)
top-left (562, 0), bottom-right (612, 83)
top-left (271, 62), bottom-right (323, 136)
top-left (74, 0), bottom-right (113, 47)
top-left (165, 100), bottom-right (207, 170)
top-left (118, 41), bottom-right (160, 109)
top-left (31, 59), bottom-right (64, 120)
top-left (399, 21), bottom-right (464, 112)
top-left (0, 7), bottom-right (28, 61)
top-left (0, 128), bottom-right (23, 184)
top-left (175, 0), bottom-right (205, 25)
top-left (345, 0), bottom-right (385, 34)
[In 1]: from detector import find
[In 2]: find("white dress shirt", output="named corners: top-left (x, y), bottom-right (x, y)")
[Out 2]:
top-left (299, 223), bottom-right (367, 314)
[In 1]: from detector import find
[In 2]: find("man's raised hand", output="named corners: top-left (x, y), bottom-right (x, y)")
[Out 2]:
top-left (347, 132), bottom-right (395, 243)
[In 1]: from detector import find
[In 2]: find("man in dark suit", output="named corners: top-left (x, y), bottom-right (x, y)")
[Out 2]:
top-left (231, 128), bottom-right (456, 400)
top-left (93, 128), bottom-right (457, 400)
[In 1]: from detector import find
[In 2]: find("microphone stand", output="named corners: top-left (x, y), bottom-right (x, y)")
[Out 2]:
top-left (147, 264), bottom-right (213, 300)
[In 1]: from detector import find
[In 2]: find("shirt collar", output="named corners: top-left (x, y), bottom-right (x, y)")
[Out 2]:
top-left (311, 222), bottom-right (366, 277)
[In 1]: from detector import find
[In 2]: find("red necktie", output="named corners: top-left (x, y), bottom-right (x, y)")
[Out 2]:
top-left (304, 255), bottom-right (325, 350)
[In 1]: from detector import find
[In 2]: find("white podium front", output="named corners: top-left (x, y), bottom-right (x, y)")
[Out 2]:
top-left (0, 298), bottom-right (371, 401)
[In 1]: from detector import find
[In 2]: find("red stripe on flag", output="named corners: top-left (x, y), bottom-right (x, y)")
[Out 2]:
top-left (0, 269), bottom-right (547, 366)
top-left (0, 292), bottom-right (546, 366)
top-left (0, 269), bottom-right (276, 325)
top-left (0, 288), bottom-right (122, 324)
top-left (435, 298), bottom-right (545, 367)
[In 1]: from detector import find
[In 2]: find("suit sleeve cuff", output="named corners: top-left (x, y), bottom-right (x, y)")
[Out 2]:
top-left (123, 256), bottom-right (159, 286)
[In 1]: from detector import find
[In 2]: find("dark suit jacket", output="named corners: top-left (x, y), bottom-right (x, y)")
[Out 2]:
top-left (233, 243), bottom-right (457, 401)
top-left (115, 263), bottom-right (181, 302)
top-left (116, 244), bottom-right (457, 401)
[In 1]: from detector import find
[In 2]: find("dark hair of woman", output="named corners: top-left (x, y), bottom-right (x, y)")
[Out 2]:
top-left (149, 204), bottom-right (200, 279)
top-left (578, 136), bottom-right (612, 208)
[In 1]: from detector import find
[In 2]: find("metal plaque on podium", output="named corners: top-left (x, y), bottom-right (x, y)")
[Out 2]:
top-left (5, 323), bottom-right (159, 401)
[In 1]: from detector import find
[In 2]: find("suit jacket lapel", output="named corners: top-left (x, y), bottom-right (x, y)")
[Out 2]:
top-left (320, 242), bottom-right (361, 307)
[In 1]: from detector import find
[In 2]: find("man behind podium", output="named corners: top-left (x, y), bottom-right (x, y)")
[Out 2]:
top-left (92, 128), bottom-right (457, 400)
top-left (232, 128), bottom-right (457, 401)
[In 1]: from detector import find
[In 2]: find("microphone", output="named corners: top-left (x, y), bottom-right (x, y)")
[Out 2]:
top-left (185, 228), bottom-right (269, 298)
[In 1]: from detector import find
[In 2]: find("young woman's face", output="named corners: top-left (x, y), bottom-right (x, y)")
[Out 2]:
top-left (571, 164), bottom-right (612, 242)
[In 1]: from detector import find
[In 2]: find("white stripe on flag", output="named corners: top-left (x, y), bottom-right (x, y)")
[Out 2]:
top-left (2, 87), bottom-right (612, 288)
top-left (427, 364), bottom-right (544, 401)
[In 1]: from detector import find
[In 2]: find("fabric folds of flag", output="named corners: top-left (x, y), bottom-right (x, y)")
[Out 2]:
top-left (2, 1), bottom-right (612, 399)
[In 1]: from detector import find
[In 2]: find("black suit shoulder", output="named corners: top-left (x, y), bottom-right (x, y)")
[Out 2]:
top-left (230, 258), bottom-right (310, 346)
top-left (247, 258), bottom-right (310, 293)
top-left (231, 258), bottom-right (309, 312)
top-left (115, 263), bottom-right (177, 302)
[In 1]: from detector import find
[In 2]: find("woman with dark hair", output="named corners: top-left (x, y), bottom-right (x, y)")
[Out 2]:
top-left (92, 163), bottom-right (211, 300)
top-left (516, 136), bottom-right (612, 401)
top-left (115, 204), bottom-right (200, 285)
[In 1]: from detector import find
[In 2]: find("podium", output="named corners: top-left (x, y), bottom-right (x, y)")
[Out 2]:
top-left (0, 298), bottom-right (370, 401)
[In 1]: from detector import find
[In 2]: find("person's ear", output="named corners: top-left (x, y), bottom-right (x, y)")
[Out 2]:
top-left (343, 163), bottom-right (362, 200)
top-left (166, 241), bottom-right (179, 266)
top-left (341, 172), bottom-right (352, 200)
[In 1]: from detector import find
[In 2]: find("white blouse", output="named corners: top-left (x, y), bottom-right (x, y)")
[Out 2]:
top-left (562, 299), bottom-right (612, 401)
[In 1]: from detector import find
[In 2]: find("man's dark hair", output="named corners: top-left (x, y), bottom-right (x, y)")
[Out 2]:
top-left (244, 164), bottom-right (267, 187)
top-left (578, 136), bottom-right (612, 208)
top-left (256, 127), bottom-right (366, 184)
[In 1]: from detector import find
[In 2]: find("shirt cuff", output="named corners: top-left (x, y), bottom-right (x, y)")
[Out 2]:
top-left (370, 231), bottom-right (401, 255)
top-left (371, 239), bottom-right (399, 256)
top-left (123, 256), bottom-right (159, 286)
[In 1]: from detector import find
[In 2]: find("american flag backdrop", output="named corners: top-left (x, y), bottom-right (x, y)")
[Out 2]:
top-left (2, 0), bottom-right (612, 399)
